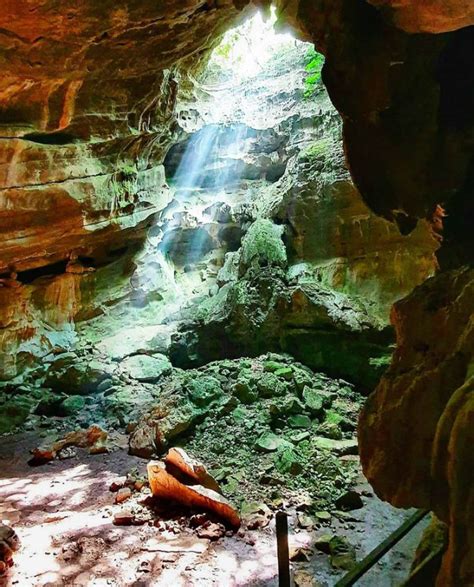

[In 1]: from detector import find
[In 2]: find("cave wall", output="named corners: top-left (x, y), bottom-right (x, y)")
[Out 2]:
top-left (0, 1), bottom-right (249, 376)
top-left (0, 2), bottom-right (473, 583)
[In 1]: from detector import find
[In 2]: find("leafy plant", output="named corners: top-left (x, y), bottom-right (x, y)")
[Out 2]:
top-left (304, 48), bottom-right (324, 99)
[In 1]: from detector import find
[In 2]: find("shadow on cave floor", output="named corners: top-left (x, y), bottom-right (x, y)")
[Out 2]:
top-left (0, 432), bottom-right (427, 587)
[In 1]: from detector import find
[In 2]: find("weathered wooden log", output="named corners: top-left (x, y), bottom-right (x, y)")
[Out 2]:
top-left (147, 461), bottom-right (240, 529)
top-left (164, 447), bottom-right (221, 494)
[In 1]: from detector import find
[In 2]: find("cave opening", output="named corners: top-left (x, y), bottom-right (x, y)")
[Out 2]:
top-left (0, 3), bottom-right (471, 586)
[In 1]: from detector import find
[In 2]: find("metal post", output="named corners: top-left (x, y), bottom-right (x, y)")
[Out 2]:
top-left (276, 510), bottom-right (291, 587)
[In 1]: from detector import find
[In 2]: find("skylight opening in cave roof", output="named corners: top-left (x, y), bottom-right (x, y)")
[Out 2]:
top-left (207, 6), bottom-right (302, 81)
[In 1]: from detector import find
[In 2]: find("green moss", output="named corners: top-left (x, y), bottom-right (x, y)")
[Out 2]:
top-left (188, 376), bottom-right (223, 407)
top-left (0, 396), bottom-right (36, 434)
top-left (240, 218), bottom-right (287, 273)
top-left (303, 137), bottom-right (333, 160)
top-left (325, 410), bottom-right (343, 425)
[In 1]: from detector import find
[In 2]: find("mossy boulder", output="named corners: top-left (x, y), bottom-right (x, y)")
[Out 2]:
top-left (329, 536), bottom-right (357, 571)
top-left (318, 421), bottom-right (343, 440)
top-left (0, 395), bottom-right (36, 433)
top-left (255, 431), bottom-right (288, 453)
top-left (288, 414), bottom-right (312, 429)
top-left (269, 396), bottom-right (306, 419)
top-left (239, 219), bottom-right (287, 275)
top-left (61, 395), bottom-right (86, 415)
top-left (231, 380), bottom-right (258, 404)
top-left (274, 367), bottom-right (293, 381)
top-left (188, 376), bottom-right (223, 407)
top-left (275, 446), bottom-right (304, 475)
top-left (44, 357), bottom-right (113, 395)
top-left (302, 386), bottom-right (326, 416)
top-left (263, 360), bottom-right (288, 373)
top-left (256, 372), bottom-right (286, 398)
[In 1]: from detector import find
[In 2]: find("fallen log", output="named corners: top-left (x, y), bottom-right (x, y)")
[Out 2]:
top-left (164, 447), bottom-right (221, 494)
top-left (147, 460), bottom-right (240, 529)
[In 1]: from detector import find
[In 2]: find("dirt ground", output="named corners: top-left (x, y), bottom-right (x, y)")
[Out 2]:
top-left (0, 432), bottom-right (427, 587)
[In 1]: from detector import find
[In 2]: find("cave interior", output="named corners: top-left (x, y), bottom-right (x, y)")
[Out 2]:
top-left (0, 1), bottom-right (473, 586)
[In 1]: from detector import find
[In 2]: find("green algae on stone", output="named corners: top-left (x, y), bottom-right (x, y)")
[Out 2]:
top-left (0, 395), bottom-right (37, 434)
top-left (288, 414), bottom-right (312, 429)
top-left (256, 431), bottom-right (287, 453)
top-left (256, 372), bottom-right (286, 398)
top-left (188, 375), bottom-right (223, 407)
top-left (61, 395), bottom-right (86, 415)
top-left (239, 219), bottom-right (287, 275)
top-left (274, 367), bottom-right (293, 380)
top-left (302, 386), bottom-right (325, 415)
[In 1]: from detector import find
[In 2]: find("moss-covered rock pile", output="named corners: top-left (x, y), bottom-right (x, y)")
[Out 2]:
top-left (129, 353), bottom-right (363, 513)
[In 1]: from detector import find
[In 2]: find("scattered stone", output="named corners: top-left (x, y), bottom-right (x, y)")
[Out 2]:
top-left (329, 536), bottom-right (357, 570)
top-left (241, 502), bottom-right (272, 530)
top-left (314, 511), bottom-right (332, 522)
top-left (263, 360), bottom-right (287, 373)
top-left (45, 358), bottom-right (112, 395)
top-left (255, 432), bottom-right (286, 453)
top-left (313, 437), bottom-right (358, 456)
top-left (275, 447), bottom-right (304, 476)
top-left (317, 420), bottom-right (343, 440)
top-left (29, 425), bottom-right (108, 465)
top-left (61, 395), bottom-right (86, 415)
top-left (256, 373), bottom-right (286, 398)
top-left (189, 513), bottom-right (209, 528)
top-left (335, 490), bottom-right (364, 511)
top-left (196, 521), bottom-right (226, 541)
top-left (0, 525), bottom-right (19, 575)
top-left (28, 447), bottom-right (56, 466)
top-left (302, 387), bottom-right (325, 416)
top-left (230, 380), bottom-right (257, 404)
top-left (113, 511), bottom-right (135, 526)
top-left (289, 546), bottom-right (313, 562)
top-left (288, 414), bottom-right (312, 429)
top-left (291, 431), bottom-right (311, 443)
top-left (188, 376), bottom-right (223, 407)
top-left (295, 495), bottom-right (314, 511)
top-left (293, 570), bottom-right (323, 587)
top-left (274, 367), bottom-right (293, 380)
top-left (314, 533), bottom-right (334, 554)
top-left (57, 446), bottom-right (77, 460)
top-left (115, 487), bottom-right (132, 504)
top-left (297, 513), bottom-right (316, 529)
top-left (110, 478), bottom-right (126, 492)
top-left (134, 479), bottom-right (147, 492)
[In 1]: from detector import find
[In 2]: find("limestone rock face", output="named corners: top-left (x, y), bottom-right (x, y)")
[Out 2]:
top-left (274, 0), bottom-right (473, 239)
top-left (359, 267), bottom-right (474, 585)
top-left (265, 114), bottom-right (438, 320)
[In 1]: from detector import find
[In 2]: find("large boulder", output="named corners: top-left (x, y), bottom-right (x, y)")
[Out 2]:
top-left (119, 354), bottom-right (172, 382)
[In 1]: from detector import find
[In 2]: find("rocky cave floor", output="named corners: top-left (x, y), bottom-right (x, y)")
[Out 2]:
top-left (0, 353), bottom-right (427, 586)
